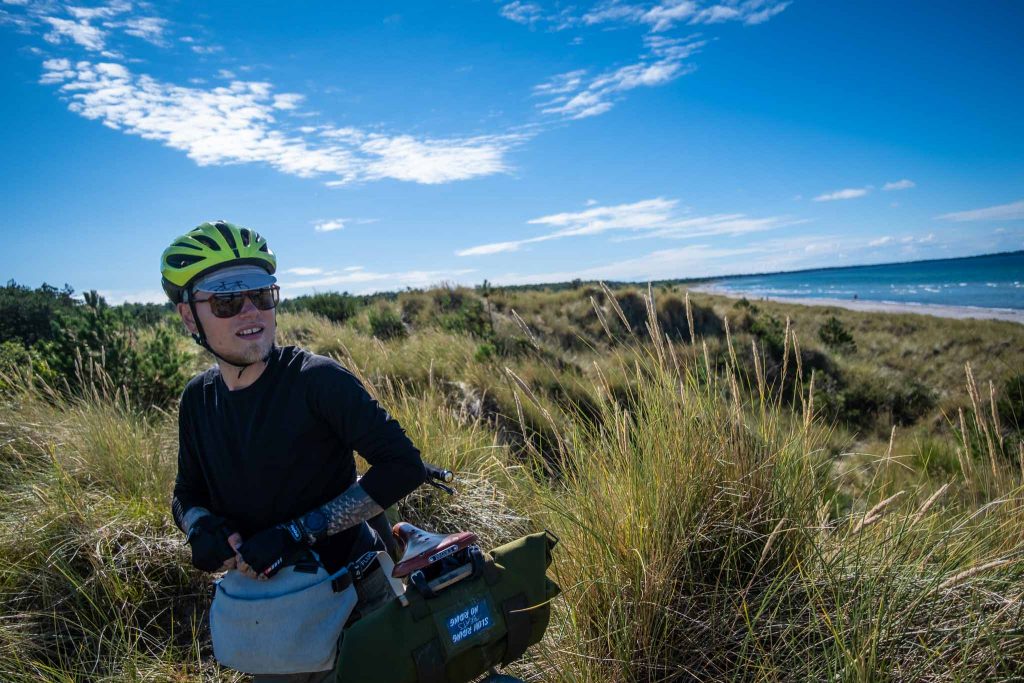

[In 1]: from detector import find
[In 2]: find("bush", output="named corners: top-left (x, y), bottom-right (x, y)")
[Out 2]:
top-left (368, 305), bottom-right (407, 340)
top-left (0, 280), bottom-right (77, 346)
top-left (818, 315), bottom-right (856, 352)
top-left (657, 296), bottom-right (723, 342)
top-left (280, 292), bottom-right (362, 323)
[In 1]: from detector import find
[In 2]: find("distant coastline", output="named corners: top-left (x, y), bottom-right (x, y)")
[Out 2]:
top-left (694, 285), bottom-right (1024, 324)
top-left (698, 249), bottom-right (1024, 283)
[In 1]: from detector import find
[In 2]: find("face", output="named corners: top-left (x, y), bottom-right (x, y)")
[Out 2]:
top-left (178, 290), bottom-right (277, 367)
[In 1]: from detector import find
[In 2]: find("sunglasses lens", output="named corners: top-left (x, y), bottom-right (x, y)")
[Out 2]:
top-left (252, 287), bottom-right (278, 310)
top-left (210, 294), bottom-right (244, 318)
top-left (202, 286), bottom-right (278, 318)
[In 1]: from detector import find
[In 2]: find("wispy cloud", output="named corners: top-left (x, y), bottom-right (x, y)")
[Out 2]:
top-left (39, 60), bottom-right (524, 185)
top-left (883, 178), bottom-right (915, 191)
top-left (282, 267), bottom-right (478, 295)
top-left (868, 236), bottom-right (892, 246)
top-left (492, 243), bottom-right (766, 285)
top-left (500, 1), bottom-right (544, 25)
top-left (813, 187), bottom-right (870, 202)
top-left (43, 15), bottom-right (107, 50)
top-left (282, 267), bottom-right (324, 276)
top-left (457, 197), bottom-right (795, 256)
top-left (578, 0), bottom-right (792, 33)
top-left (313, 219), bottom-right (345, 232)
top-left (521, 1), bottom-right (790, 120)
top-left (936, 199), bottom-right (1024, 222)
top-left (536, 35), bottom-right (704, 119)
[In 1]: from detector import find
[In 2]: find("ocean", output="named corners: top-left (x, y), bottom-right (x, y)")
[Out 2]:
top-left (707, 251), bottom-right (1024, 311)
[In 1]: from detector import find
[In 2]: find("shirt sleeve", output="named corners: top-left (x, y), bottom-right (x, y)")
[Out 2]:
top-left (171, 388), bottom-right (212, 532)
top-left (307, 359), bottom-right (426, 509)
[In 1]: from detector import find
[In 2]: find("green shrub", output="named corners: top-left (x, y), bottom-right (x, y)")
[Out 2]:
top-left (280, 292), bottom-right (362, 323)
top-left (819, 315), bottom-right (856, 352)
top-left (474, 342), bottom-right (496, 363)
top-left (134, 325), bottom-right (191, 407)
top-left (0, 280), bottom-right (77, 346)
top-left (368, 304), bottom-right (407, 340)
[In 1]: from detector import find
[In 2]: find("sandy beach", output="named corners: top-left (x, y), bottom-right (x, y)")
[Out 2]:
top-left (693, 286), bottom-right (1024, 324)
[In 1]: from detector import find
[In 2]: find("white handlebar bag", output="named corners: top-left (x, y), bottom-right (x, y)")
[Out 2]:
top-left (210, 554), bottom-right (357, 674)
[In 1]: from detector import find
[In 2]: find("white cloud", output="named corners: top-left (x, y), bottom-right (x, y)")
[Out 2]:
top-left (108, 16), bottom-right (168, 46)
top-left (500, 1), bottom-right (543, 25)
top-left (581, 0), bottom-right (791, 32)
top-left (44, 16), bottom-right (107, 50)
top-left (97, 287), bottom-right (167, 304)
top-left (537, 36), bottom-right (704, 119)
top-left (191, 44), bottom-right (222, 54)
top-left (272, 93), bottom-right (304, 110)
top-left (868, 236), bottom-right (892, 247)
top-left (457, 197), bottom-right (795, 256)
top-left (40, 60), bottom-right (520, 186)
top-left (314, 219), bottom-right (345, 232)
top-left (883, 179), bottom-right (915, 191)
top-left (493, 243), bottom-right (765, 285)
top-left (217, 69), bottom-right (236, 79)
top-left (282, 267), bottom-right (323, 276)
top-left (936, 199), bottom-right (1024, 222)
top-left (813, 187), bottom-right (870, 202)
top-left (356, 133), bottom-right (518, 185)
top-left (283, 267), bottom-right (478, 295)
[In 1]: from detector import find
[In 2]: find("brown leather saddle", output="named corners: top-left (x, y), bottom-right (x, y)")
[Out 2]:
top-left (391, 522), bottom-right (478, 578)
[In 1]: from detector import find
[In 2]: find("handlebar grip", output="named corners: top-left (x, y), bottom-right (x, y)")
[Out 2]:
top-left (424, 462), bottom-right (454, 484)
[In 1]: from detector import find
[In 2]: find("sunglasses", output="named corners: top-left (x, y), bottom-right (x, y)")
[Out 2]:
top-left (193, 285), bottom-right (280, 319)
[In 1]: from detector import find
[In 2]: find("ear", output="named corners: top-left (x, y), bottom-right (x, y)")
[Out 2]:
top-left (177, 302), bottom-right (198, 335)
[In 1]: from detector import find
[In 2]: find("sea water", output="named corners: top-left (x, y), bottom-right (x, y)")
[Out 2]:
top-left (708, 251), bottom-right (1024, 311)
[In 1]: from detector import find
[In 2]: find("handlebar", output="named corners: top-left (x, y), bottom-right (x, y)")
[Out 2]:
top-left (423, 462), bottom-right (455, 495)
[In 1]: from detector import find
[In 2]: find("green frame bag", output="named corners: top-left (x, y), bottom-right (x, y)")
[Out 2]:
top-left (332, 530), bottom-right (560, 683)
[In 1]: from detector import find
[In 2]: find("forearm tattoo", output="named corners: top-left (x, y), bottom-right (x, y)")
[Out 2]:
top-left (313, 484), bottom-right (383, 542)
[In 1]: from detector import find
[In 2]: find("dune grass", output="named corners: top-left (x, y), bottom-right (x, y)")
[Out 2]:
top-left (1, 289), bottom-right (1022, 681)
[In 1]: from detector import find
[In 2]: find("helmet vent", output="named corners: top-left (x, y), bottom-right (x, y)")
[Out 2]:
top-left (239, 229), bottom-right (251, 247)
top-left (215, 222), bottom-right (240, 257)
top-left (174, 241), bottom-right (202, 250)
top-left (166, 253), bottom-right (205, 268)
top-left (193, 235), bottom-right (220, 250)
top-left (259, 243), bottom-right (269, 253)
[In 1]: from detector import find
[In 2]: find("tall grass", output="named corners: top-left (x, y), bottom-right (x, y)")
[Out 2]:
top-left (1, 290), bottom-right (1022, 681)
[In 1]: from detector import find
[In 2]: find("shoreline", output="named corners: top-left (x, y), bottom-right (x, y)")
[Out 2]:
top-left (692, 286), bottom-right (1024, 324)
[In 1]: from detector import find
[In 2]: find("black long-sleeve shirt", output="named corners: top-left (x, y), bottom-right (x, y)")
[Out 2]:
top-left (172, 345), bottom-right (425, 571)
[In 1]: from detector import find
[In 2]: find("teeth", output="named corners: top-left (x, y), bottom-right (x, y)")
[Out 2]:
top-left (238, 327), bottom-right (262, 335)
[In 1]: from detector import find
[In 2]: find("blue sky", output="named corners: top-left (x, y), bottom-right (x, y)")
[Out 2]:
top-left (2, 0), bottom-right (1022, 303)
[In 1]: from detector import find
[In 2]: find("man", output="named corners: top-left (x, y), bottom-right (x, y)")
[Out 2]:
top-left (162, 220), bottom-right (426, 682)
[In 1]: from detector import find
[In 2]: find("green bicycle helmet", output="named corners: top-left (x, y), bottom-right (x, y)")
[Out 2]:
top-left (161, 220), bottom-right (277, 303)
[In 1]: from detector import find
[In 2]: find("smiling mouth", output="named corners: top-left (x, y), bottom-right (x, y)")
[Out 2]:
top-left (236, 326), bottom-right (264, 339)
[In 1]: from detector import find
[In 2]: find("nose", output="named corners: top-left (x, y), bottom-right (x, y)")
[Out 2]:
top-left (238, 293), bottom-right (261, 316)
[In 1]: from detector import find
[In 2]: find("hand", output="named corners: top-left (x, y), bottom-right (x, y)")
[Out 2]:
top-left (223, 532), bottom-right (262, 578)
top-left (237, 523), bottom-right (305, 578)
top-left (185, 515), bottom-right (237, 572)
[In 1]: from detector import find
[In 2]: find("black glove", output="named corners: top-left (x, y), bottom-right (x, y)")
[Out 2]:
top-left (185, 515), bottom-right (236, 572)
top-left (238, 521), bottom-right (305, 578)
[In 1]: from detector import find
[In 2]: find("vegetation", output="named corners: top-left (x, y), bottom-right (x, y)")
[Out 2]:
top-left (1, 279), bottom-right (1023, 680)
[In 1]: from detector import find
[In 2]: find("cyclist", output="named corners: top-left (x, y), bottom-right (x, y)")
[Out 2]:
top-left (162, 220), bottom-right (426, 682)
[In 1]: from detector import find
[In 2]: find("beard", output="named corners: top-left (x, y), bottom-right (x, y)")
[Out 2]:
top-left (211, 331), bottom-right (275, 369)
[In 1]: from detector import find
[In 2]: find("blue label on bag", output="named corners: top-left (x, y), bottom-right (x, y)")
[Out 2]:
top-left (444, 597), bottom-right (493, 646)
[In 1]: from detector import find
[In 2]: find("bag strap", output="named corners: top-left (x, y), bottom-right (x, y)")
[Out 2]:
top-left (412, 638), bottom-right (447, 683)
top-left (501, 593), bottom-right (531, 665)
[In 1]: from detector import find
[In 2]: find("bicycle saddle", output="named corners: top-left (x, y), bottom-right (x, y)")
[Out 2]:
top-left (391, 522), bottom-right (477, 578)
